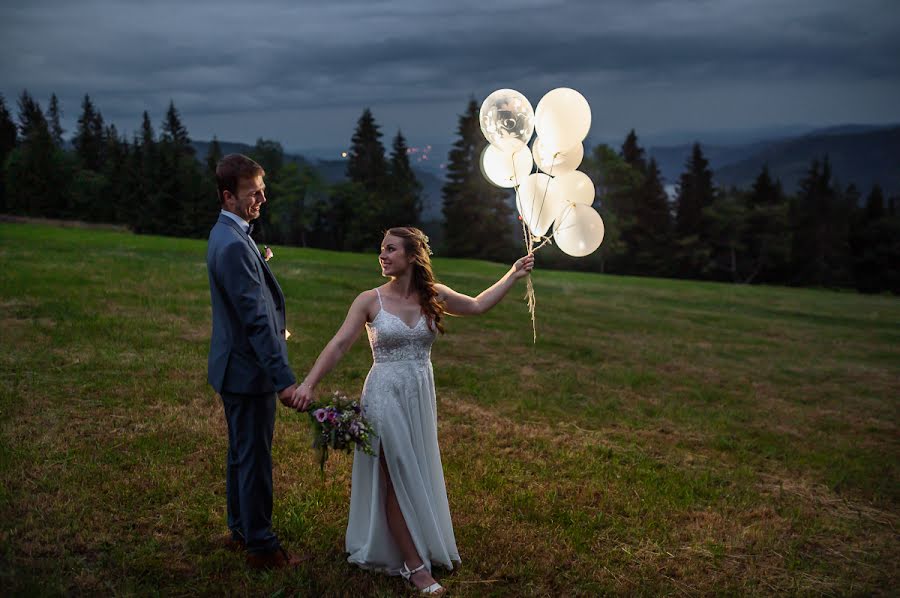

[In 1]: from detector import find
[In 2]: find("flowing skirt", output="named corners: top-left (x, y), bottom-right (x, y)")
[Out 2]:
top-left (345, 359), bottom-right (461, 575)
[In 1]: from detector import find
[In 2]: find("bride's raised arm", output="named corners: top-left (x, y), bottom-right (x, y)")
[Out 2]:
top-left (291, 290), bottom-right (374, 410)
top-left (437, 254), bottom-right (535, 316)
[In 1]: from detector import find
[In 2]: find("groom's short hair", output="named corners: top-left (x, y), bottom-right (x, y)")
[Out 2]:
top-left (216, 154), bottom-right (265, 205)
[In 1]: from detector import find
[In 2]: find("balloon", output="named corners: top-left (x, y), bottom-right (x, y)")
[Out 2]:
top-left (553, 203), bottom-right (605, 257)
top-left (552, 170), bottom-right (595, 206)
top-left (480, 144), bottom-right (533, 188)
top-left (516, 173), bottom-right (567, 237)
top-left (531, 137), bottom-right (584, 175)
top-left (479, 89), bottom-right (535, 153)
top-left (534, 88), bottom-right (591, 154)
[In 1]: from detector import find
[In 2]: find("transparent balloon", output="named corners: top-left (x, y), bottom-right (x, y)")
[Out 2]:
top-left (552, 170), bottom-right (595, 205)
top-left (480, 144), bottom-right (534, 188)
top-left (531, 137), bottom-right (584, 175)
top-left (534, 88), bottom-right (591, 154)
top-left (480, 89), bottom-right (535, 153)
top-left (553, 203), bottom-right (605, 257)
top-left (517, 173), bottom-right (567, 237)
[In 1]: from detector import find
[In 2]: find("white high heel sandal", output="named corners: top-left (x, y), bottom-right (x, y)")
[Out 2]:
top-left (400, 561), bottom-right (446, 595)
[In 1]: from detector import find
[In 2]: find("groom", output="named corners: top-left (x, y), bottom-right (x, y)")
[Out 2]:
top-left (206, 153), bottom-right (305, 569)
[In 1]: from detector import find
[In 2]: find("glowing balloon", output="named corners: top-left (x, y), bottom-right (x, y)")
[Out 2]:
top-left (480, 145), bottom-right (533, 188)
top-left (531, 137), bottom-right (584, 175)
top-left (480, 89), bottom-right (535, 153)
top-left (534, 88), bottom-right (591, 154)
top-left (553, 203), bottom-right (605, 257)
top-left (517, 173), bottom-right (567, 237)
top-left (553, 170), bottom-right (595, 206)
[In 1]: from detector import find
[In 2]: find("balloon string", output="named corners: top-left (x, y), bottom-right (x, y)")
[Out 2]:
top-left (531, 152), bottom-right (556, 242)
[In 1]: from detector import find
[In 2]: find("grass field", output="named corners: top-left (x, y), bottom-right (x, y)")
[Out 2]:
top-left (1, 222), bottom-right (898, 596)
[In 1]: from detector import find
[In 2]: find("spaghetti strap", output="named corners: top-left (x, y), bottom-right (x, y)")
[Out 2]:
top-left (375, 287), bottom-right (384, 309)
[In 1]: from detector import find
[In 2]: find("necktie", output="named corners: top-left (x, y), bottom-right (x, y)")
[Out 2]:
top-left (247, 223), bottom-right (255, 237)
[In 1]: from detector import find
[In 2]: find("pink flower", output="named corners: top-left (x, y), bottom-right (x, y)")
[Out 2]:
top-left (264, 246), bottom-right (274, 261)
top-left (314, 409), bottom-right (327, 423)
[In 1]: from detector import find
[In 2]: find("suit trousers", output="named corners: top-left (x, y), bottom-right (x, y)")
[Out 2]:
top-left (220, 390), bottom-right (280, 554)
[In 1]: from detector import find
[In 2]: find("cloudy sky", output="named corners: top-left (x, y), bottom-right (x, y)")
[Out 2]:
top-left (2, 0), bottom-right (898, 153)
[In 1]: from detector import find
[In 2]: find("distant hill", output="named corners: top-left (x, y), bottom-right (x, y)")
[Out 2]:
top-left (648, 125), bottom-right (900, 196)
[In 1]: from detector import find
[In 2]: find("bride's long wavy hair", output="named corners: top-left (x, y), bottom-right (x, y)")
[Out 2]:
top-left (384, 227), bottom-right (445, 335)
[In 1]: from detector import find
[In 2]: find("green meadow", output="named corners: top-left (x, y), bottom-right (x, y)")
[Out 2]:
top-left (1, 222), bottom-right (897, 596)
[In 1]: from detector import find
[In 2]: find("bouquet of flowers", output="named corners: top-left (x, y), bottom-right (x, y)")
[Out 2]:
top-left (307, 391), bottom-right (376, 472)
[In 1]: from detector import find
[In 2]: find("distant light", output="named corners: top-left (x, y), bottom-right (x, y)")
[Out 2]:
top-left (341, 151), bottom-right (348, 158)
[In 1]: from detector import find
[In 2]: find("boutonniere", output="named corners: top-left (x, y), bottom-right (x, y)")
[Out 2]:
top-left (264, 246), bottom-right (274, 262)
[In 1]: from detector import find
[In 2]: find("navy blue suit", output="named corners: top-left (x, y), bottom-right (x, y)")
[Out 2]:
top-left (207, 212), bottom-right (296, 553)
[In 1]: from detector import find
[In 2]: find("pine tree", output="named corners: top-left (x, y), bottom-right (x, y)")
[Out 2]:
top-left (741, 164), bottom-right (789, 283)
top-left (673, 143), bottom-right (715, 277)
top-left (342, 108), bottom-right (390, 249)
top-left (580, 144), bottom-right (642, 273)
top-left (16, 90), bottom-right (48, 141)
top-left (0, 95), bottom-right (18, 211)
top-left (73, 94), bottom-right (105, 171)
top-left (47, 93), bottom-right (65, 148)
top-left (790, 156), bottom-right (850, 286)
top-left (441, 99), bottom-right (515, 260)
top-left (864, 184), bottom-right (885, 221)
top-left (387, 130), bottom-right (422, 227)
top-left (347, 108), bottom-right (387, 192)
top-left (206, 136), bottom-right (222, 175)
top-left (631, 158), bottom-right (673, 276)
top-left (160, 100), bottom-right (192, 154)
top-left (131, 111), bottom-right (161, 233)
top-left (7, 91), bottom-right (71, 217)
top-left (620, 129), bottom-right (646, 173)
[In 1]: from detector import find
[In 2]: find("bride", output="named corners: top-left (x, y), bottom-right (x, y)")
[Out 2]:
top-left (292, 227), bottom-right (534, 594)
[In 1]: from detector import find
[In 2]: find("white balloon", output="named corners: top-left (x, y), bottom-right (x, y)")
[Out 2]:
top-left (552, 170), bottom-right (595, 205)
top-left (480, 145), bottom-right (534, 188)
top-left (517, 173), bottom-right (567, 237)
top-left (553, 203), bottom-right (605, 257)
top-left (531, 137), bottom-right (584, 175)
top-left (480, 89), bottom-right (535, 153)
top-left (534, 88), bottom-right (591, 154)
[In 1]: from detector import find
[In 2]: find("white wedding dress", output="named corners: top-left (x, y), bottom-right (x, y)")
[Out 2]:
top-left (345, 288), bottom-right (461, 575)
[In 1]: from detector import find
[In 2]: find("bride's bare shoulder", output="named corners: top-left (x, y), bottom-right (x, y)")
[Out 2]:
top-left (354, 288), bottom-right (382, 321)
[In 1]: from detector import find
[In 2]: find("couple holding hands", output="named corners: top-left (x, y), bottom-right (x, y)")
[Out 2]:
top-left (207, 154), bottom-right (533, 594)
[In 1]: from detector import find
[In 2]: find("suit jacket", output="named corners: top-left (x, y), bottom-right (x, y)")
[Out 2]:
top-left (207, 213), bottom-right (295, 395)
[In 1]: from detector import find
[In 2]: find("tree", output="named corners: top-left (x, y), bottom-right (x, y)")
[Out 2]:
top-left (16, 90), bottom-right (48, 142)
top-left (673, 143), bottom-right (716, 278)
top-left (347, 108), bottom-right (387, 193)
top-left (206, 136), bottom-right (222, 175)
top-left (620, 129), bottom-right (646, 173)
top-left (0, 95), bottom-right (18, 211)
top-left (6, 91), bottom-right (72, 217)
top-left (387, 130), bottom-right (423, 228)
top-left (441, 98), bottom-right (516, 261)
top-left (581, 143), bottom-right (642, 273)
top-left (850, 184), bottom-right (899, 294)
top-left (789, 156), bottom-right (853, 287)
top-left (47, 93), bottom-right (64, 148)
top-left (73, 94), bottom-right (105, 171)
top-left (740, 164), bottom-right (790, 283)
top-left (267, 162), bottom-right (328, 247)
top-left (631, 158), bottom-right (673, 276)
top-left (160, 100), bottom-right (192, 155)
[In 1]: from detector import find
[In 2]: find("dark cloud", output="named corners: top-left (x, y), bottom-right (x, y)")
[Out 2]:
top-left (2, 0), bottom-right (898, 148)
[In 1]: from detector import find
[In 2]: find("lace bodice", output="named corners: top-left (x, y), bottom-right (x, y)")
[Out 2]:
top-left (366, 289), bottom-right (436, 363)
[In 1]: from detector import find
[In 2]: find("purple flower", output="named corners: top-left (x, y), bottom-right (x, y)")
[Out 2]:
top-left (314, 409), bottom-right (327, 423)
top-left (349, 422), bottom-right (360, 436)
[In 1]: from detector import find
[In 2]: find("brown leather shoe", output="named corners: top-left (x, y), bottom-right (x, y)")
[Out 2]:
top-left (220, 533), bottom-right (246, 552)
top-left (246, 546), bottom-right (309, 570)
